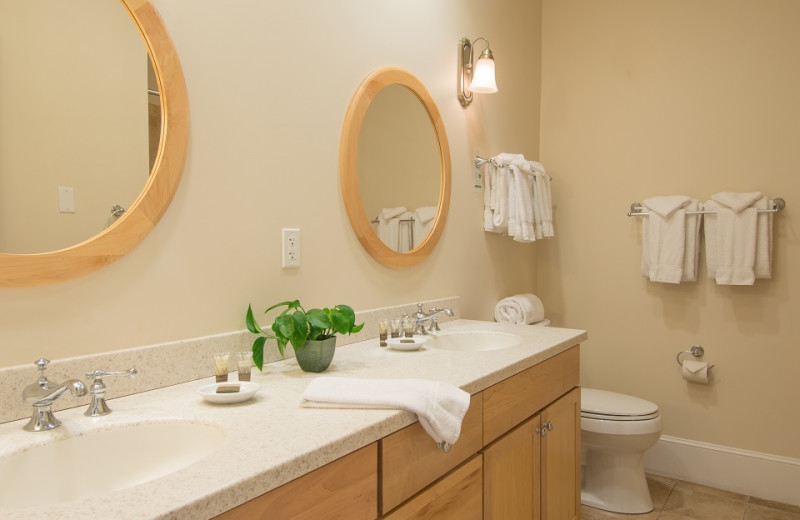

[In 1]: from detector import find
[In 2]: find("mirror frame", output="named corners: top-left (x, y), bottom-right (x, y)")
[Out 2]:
top-left (0, 0), bottom-right (189, 287)
top-left (340, 67), bottom-right (451, 269)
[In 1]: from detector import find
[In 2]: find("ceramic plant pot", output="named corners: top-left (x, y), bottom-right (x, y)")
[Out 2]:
top-left (294, 336), bottom-right (336, 373)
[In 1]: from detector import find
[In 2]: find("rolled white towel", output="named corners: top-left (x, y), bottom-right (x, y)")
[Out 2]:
top-left (494, 294), bottom-right (545, 325)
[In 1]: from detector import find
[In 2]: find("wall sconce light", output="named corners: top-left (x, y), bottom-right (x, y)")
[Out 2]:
top-left (457, 37), bottom-right (498, 107)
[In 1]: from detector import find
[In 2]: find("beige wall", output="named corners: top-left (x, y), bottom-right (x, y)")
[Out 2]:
top-left (539, 0), bottom-right (800, 458)
top-left (0, 1), bottom-right (541, 371)
top-left (0, 0), bottom-right (149, 253)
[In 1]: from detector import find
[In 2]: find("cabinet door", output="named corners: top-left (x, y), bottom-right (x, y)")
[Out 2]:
top-left (540, 388), bottom-right (580, 520)
top-left (382, 455), bottom-right (482, 520)
top-left (483, 417), bottom-right (540, 520)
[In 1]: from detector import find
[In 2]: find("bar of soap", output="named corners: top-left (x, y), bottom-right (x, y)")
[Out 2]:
top-left (400, 339), bottom-right (416, 344)
top-left (216, 384), bottom-right (241, 394)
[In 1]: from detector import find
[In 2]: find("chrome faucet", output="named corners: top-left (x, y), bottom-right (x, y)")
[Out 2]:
top-left (23, 359), bottom-right (87, 432)
top-left (85, 368), bottom-right (137, 417)
top-left (405, 303), bottom-right (454, 335)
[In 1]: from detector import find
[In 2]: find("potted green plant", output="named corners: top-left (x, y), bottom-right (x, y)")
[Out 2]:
top-left (246, 300), bottom-right (364, 373)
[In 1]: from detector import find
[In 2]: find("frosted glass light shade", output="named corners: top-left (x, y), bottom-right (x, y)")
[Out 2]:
top-left (469, 57), bottom-right (497, 93)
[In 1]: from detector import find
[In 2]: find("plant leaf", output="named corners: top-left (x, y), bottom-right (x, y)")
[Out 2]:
top-left (246, 304), bottom-right (263, 334)
top-left (252, 336), bottom-right (267, 370)
top-left (306, 308), bottom-right (330, 330)
top-left (264, 300), bottom-right (294, 314)
top-left (289, 311), bottom-right (309, 351)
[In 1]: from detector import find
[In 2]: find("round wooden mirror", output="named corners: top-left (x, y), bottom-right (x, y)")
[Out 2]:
top-left (340, 68), bottom-right (451, 269)
top-left (0, 0), bottom-right (189, 287)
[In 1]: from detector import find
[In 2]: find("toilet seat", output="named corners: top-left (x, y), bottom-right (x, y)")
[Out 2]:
top-left (581, 388), bottom-right (659, 421)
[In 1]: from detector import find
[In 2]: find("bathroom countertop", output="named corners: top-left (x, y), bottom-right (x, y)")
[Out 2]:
top-left (0, 319), bottom-right (587, 520)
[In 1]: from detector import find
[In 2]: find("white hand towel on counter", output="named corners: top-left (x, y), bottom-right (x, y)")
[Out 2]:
top-left (704, 192), bottom-right (764, 285)
top-left (494, 294), bottom-right (545, 324)
top-left (299, 377), bottom-right (471, 446)
top-left (641, 195), bottom-right (691, 283)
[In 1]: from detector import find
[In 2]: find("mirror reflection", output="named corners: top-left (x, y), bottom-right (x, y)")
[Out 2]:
top-left (340, 67), bottom-right (451, 269)
top-left (358, 85), bottom-right (440, 253)
top-left (0, 0), bottom-right (160, 254)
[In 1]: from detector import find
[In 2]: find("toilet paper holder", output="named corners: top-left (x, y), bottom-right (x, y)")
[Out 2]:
top-left (676, 345), bottom-right (715, 370)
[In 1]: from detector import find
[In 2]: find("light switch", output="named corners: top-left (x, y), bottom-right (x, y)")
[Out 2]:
top-left (58, 187), bottom-right (76, 213)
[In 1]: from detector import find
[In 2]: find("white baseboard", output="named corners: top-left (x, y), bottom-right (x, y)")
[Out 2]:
top-left (644, 435), bottom-right (800, 507)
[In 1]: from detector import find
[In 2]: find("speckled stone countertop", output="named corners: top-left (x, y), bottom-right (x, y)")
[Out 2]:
top-left (0, 320), bottom-right (586, 520)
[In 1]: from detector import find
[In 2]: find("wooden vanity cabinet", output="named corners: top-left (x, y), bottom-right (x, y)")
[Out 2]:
top-left (483, 388), bottom-right (581, 520)
top-left (482, 346), bottom-right (581, 520)
top-left (214, 345), bottom-right (581, 520)
top-left (213, 443), bottom-right (378, 520)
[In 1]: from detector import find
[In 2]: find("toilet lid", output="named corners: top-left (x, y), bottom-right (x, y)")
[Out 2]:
top-left (581, 388), bottom-right (659, 421)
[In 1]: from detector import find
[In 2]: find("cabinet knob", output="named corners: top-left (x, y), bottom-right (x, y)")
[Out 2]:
top-left (536, 421), bottom-right (554, 436)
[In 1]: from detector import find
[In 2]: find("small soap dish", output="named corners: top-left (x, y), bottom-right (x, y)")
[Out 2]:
top-left (386, 335), bottom-right (429, 351)
top-left (196, 381), bottom-right (261, 404)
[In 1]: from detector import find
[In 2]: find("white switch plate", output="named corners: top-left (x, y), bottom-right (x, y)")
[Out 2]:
top-left (58, 186), bottom-right (76, 213)
top-left (281, 228), bottom-right (300, 268)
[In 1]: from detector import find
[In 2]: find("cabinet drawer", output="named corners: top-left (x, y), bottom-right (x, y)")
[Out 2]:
top-left (214, 443), bottom-right (377, 520)
top-left (381, 455), bottom-right (482, 520)
top-left (483, 346), bottom-right (580, 444)
top-left (380, 392), bottom-right (482, 514)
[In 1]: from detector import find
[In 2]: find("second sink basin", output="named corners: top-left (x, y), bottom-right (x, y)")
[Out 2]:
top-left (0, 421), bottom-right (225, 512)
top-left (426, 330), bottom-right (523, 352)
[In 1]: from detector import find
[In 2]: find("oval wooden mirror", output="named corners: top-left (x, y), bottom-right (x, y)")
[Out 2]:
top-left (0, 0), bottom-right (189, 287)
top-left (340, 68), bottom-right (451, 269)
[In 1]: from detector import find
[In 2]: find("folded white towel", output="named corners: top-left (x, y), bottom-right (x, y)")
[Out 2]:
top-left (682, 200), bottom-right (702, 282)
top-left (756, 199), bottom-right (773, 279)
top-left (299, 377), bottom-right (471, 446)
top-left (511, 164), bottom-right (536, 242)
top-left (380, 206), bottom-right (408, 220)
top-left (529, 161), bottom-right (554, 238)
top-left (484, 162), bottom-right (509, 233)
top-left (494, 294), bottom-right (545, 324)
top-left (494, 154), bottom-right (535, 242)
top-left (412, 206), bottom-right (437, 248)
top-left (377, 207), bottom-right (411, 253)
top-left (642, 195), bottom-right (691, 283)
top-left (705, 192), bottom-right (763, 285)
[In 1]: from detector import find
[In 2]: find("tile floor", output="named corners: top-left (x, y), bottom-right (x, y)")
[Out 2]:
top-left (582, 474), bottom-right (800, 520)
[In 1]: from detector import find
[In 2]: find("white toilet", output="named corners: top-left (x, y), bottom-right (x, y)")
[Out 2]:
top-left (580, 387), bottom-right (662, 514)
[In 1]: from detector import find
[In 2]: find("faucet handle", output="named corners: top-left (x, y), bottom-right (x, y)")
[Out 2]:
top-left (84, 368), bottom-right (137, 417)
top-left (34, 358), bottom-right (50, 383)
top-left (86, 368), bottom-right (137, 381)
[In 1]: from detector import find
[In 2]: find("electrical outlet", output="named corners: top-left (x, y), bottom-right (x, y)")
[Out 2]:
top-left (281, 228), bottom-right (300, 268)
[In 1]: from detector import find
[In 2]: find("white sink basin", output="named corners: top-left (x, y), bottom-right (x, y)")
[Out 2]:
top-left (426, 330), bottom-right (523, 352)
top-left (0, 421), bottom-right (224, 511)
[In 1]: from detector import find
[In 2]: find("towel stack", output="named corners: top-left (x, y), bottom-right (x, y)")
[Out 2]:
top-left (640, 192), bottom-right (773, 285)
top-left (704, 192), bottom-right (772, 285)
top-left (483, 153), bottom-right (553, 242)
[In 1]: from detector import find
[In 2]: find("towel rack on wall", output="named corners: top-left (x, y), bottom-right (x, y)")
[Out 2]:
top-left (473, 154), bottom-right (554, 181)
top-left (474, 155), bottom-right (503, 169)
top-left (370, 216), bottom-right (415, 224)
top-left (627, 198), bottom-right (785, 217)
